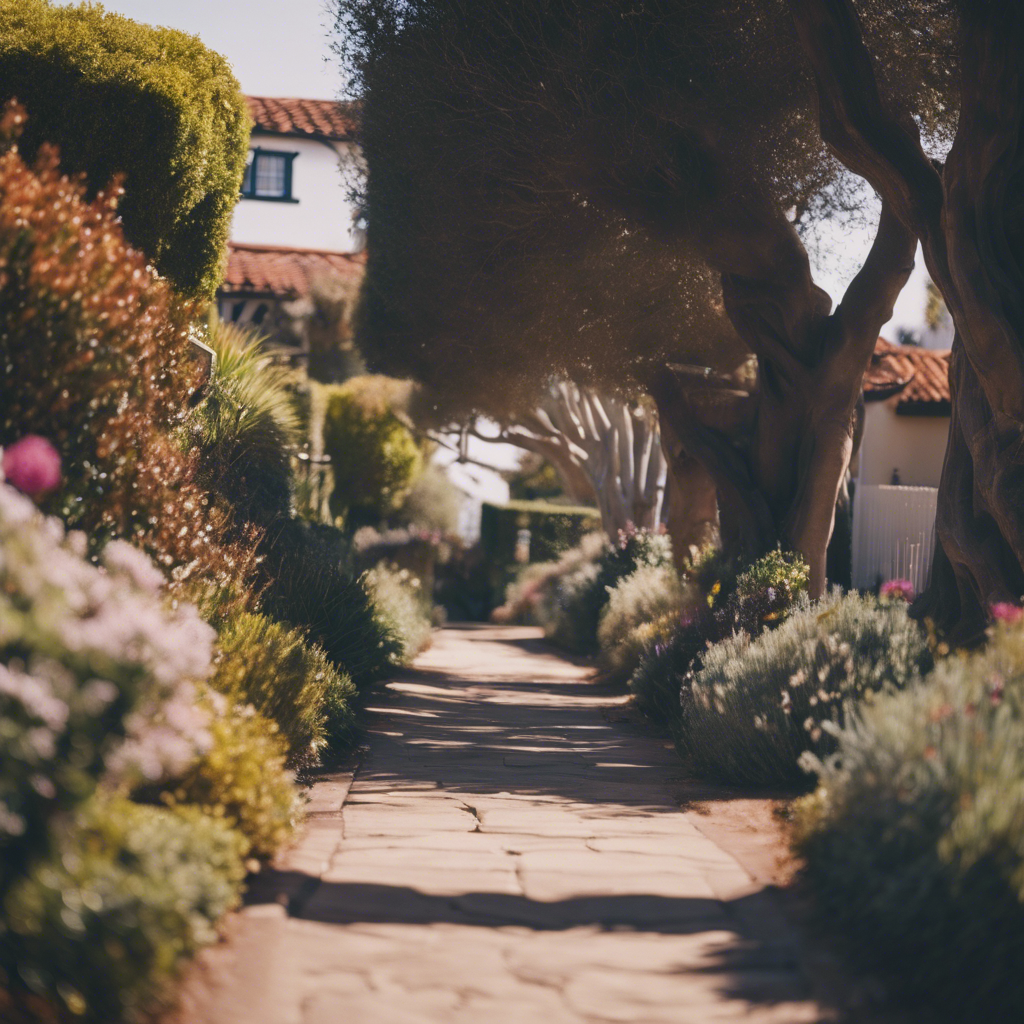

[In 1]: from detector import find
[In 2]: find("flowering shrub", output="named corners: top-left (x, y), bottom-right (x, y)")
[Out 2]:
top-left (682, 591), bottom-right (932, 786)
top-left (364, 563), bottom-right (434, 663)
top-left (794, 616), bottom-right (1024, 1019)
top-left (3, 794), bottom-right (246, 1023)
top-left (0, 101), bottom-right (248, 587)
top-left (627, 549), bottom-right (811, 740)
top-left (597, 566), bottom-right (686, 683)
top-left (1, 435), bottom-right (60, 497)
top-left (879, 578), bottom-right (915, 602)
top-left (0, 478), bottom-right (214, 906)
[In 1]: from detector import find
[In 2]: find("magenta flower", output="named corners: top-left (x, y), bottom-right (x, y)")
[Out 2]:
top-left (880, 578), bottom-right (915, 602)
top-left (2, 435), bottom-right (62, 498)
top-left (991, 602), bottom-right (1023, 625)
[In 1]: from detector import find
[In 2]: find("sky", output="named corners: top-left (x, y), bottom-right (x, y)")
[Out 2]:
top-left (71, 0), bottom-right (343, 99)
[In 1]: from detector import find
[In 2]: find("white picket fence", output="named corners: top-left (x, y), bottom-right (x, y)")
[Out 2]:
top-left (852, 484), bottom-right (938, 593)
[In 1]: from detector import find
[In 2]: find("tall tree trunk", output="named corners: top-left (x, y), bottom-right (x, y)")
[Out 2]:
top-left (790, 0), bottom-right (1024, 639)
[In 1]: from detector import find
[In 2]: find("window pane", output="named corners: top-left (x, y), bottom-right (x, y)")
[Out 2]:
top-left (242, 153), bottom-right (253, 194)
top-left (254, 153), bottom-right (287, 197)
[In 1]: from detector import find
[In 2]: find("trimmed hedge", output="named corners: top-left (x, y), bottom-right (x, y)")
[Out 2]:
top-left (0, 0), bottom-right (250, 297)
top-left (480, 500), bottom-right (601, 568)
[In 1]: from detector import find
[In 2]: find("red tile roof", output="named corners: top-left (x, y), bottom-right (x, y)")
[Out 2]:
top-left (246, 96), bottom-right (357, 142)
top-left (864, 338), bottom-right (951, 414)
top-left (222, 243), bottom-right (365, 299)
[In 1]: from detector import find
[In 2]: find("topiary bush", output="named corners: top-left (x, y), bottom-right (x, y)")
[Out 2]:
top-left (0, 0), bottom-right (250, 298)
top-left (680, 591), bottom-right (932, 787)
top-left (321, 375), bottom-right (423, 524)
top-left (364, 563), bottom-right (434, 664)
top-left (2, 794), bottom-right (246, 1024)
top-left (188, 320), bottom-right (302, 528)
top-left (0, 100), bottom-right (250, 589)
top-left (163, 689), bottom-right (300, 860)
top-left (211, 611), bottom-right (357, 767)
top-left (793, 613), bottom-right (1024, 1021)
top-left (258, 518), bottom-right (401, 691)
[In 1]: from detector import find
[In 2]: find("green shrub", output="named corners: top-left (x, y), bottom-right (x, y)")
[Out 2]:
top-left (165, 690), bottom-right (300, 860)
top-left (2, 794), bottom-right (246, 1024)
top-left (258, 519), bottom-right (402, 690)
top-left (0, 0), bottom-right (249, 297)
top-left (793, 617), bottom-right (1024, 1020)
top-left (597, 565), bottom-right (686, 683)
top-left (364, 563), bottom-right (433, 664)
top-left (392, 463), bottom-right (463, 534)
top-left (189, 321), bottom-right (302, 527)
top-left (627, 548), bottom-right (812, 739)
top-left (538, 528), bottom-right (673, 654)
top-left (211, 612), bottom-right (357, 766)
top-left (681, 591), bottom-right (932, 787)
top-left (321, 376), bottom-right (423, 523)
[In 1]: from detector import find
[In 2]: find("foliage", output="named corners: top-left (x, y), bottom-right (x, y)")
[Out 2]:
top-left (2, 794), bottom-right (246, 1024)
top-left (793, 615), bottom-right (1024, 1020)
top-left (0, 0), bottom-right (250, 298)
top-left (680, 592), bottom-right (932, 787)
top-left (258, 518), bottom-right (401, 690)
top-left (0, 479), bottom-right (214, 907)
top-left (628, 548), bottom-right (811, 735)
top-left (392, 463), bottom-right (464, 535)
top-left (163, 689), bottom-right (299, 860)
top-left (211, 611), bottom-right (357, 766)
top-left (597, 566), bottom-right (686, 684)
top-left (364, 563), bottom-right (433, 664)
top-left (188, 320), bottom-right (302, 527)
top-left (321, 376), bottom-right (422, 523)
top-left (0, 102), bottom-right (248, 587)
top-left (541, 528), bottom-right (673, 655)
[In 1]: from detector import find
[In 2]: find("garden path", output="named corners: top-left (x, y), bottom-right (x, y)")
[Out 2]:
top-left (170, 625), bottom-right (844, 1024)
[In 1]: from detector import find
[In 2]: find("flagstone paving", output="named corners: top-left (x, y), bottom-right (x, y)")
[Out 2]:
top-left (170, 625), bottom-right (846, 1024)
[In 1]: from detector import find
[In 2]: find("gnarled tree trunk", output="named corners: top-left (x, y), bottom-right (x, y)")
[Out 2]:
top-left (651, 195), bottom-right (915, 597)
top-left (477, 381), bottom-right (668, 540)
top-left (790, 0), bottom-right (1024, 639)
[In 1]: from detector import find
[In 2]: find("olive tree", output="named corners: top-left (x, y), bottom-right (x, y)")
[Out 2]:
top-left (334, 0), bottom-right (915, 594)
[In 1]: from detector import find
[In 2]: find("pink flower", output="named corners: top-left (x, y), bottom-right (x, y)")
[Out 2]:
top-left (2, 436), bottom-right (61, 498)
top-left (990, 602), bottom-right (1023, 625)
top-left (880, 578), bottom-right (915, 602)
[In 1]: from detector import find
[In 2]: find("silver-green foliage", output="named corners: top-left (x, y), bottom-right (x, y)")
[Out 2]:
top-left (794, 620), bottom-right (1024, 1019)
top-left (365, 563), bottom-right (434, 664)
top-left (681, 591), bottom-right (931, 786)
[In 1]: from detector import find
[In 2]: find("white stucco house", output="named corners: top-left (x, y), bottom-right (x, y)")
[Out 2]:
top-left (853, 339), bottom-right (952, 592)
top-left (217, 96), bottom-right (365, 347)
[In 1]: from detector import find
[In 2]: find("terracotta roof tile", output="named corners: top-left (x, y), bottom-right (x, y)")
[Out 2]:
top-left (246, 96), bottom-right (357, 142)
top-left (222, 243), bottom-right (365, 299)
top-left (864, 338), bottom-right (951, 414)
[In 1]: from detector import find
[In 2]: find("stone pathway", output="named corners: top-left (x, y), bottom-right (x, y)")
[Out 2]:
top-left (171, 625), bottom-right (839, 1024)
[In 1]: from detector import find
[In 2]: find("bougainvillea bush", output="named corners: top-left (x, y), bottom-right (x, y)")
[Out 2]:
top-left (794, 613), bottom-right (1024, 1019)
top-left (0, 101), bottom-right (248, 589)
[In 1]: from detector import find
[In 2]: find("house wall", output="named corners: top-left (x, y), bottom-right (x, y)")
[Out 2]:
top-left (230, 135), bottom-right (362, 252)
top-left (857, 401), bottom-right (949, 488)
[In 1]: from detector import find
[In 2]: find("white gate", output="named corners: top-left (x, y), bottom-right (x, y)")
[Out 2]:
top-left (852, 484), bottom-right (938, 593)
